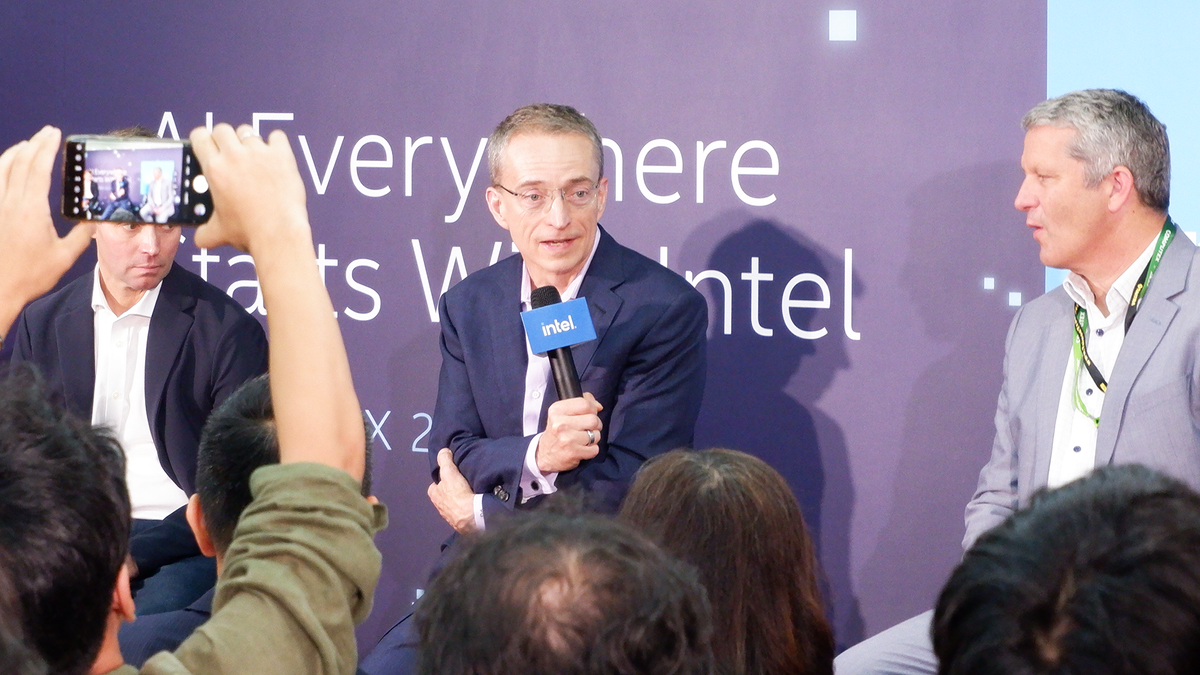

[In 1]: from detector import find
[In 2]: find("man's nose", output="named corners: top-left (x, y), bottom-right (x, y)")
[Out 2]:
top-left (138, 226), bottom-right (160, 253)
top-left (1014, 178), bottom-right (1036, 211)
top-left (545, 192), bottom-right (569, 229)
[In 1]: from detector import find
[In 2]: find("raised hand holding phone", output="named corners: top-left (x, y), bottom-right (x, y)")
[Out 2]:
top-left (0, 126), bottom-right (93, 338)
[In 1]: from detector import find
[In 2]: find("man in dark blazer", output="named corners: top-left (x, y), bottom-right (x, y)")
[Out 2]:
top-left (428, 103), bottom-right (706, 529)
top-left (431, 224), bottom-right (707, 521)
top-left (9, 217), bottom-right (267, 615)
top-left (361, 104), bottom-right (706, 675)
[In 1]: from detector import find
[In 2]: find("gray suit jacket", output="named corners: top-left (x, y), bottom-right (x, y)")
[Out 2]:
top-left (965, 231), bottom-right (1200, 548)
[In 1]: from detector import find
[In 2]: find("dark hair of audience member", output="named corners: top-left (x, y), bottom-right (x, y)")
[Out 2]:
top-left (618, 448), bottom-right (834, 675)
top-left (933, 464), bottom-right (1200, 675)
top-left (0, 559), bottom-right (46, 675)
top-left (195, 374), bottom-right (373, 553)
top-left (0, 364), bottom-right (130, 675)
top-left (416, 512), bottom-right (715, 675)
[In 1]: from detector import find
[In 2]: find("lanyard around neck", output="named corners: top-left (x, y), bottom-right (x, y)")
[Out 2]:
top-left (1073, 218), bottom-right (1176, 411)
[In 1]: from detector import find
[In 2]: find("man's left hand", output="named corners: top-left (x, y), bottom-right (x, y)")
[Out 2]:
top-left (428, 448), bottom-right (476, 533)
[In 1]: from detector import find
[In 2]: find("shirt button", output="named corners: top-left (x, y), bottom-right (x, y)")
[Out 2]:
top-left (1085, 389), bottom-right (1093, 396)
top-left (531, 391), bottom-right (541, 400)
top-left (1096, 328), bottom-right (1104, 336)
top-left (531, 481), bottom-right (539, 491)
top-left (111, 392), bottom-right (120, 400)
top-left (115, 340), bottom-right (124, 348)
top-left (1073, 445), bottom-right (1082, 453)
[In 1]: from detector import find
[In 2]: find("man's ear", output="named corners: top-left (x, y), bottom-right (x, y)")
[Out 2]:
top-left (185, 494), bottom-right (218, 558)
top-left (485, 186), bottom-right (511, 231)
top-left (113, 562), bottom-right (136, 622)
top-left (1107, 165), bottom-right (1137, 212)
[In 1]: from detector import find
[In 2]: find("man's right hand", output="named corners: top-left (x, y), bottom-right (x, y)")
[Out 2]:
top-left (0, 126), bottom-right (94, 337)
top-left (536, 393), bottom-right (604, 474)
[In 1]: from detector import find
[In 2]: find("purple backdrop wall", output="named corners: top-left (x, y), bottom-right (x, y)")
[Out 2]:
top-left (0, 1), bottom-right (1046, 650)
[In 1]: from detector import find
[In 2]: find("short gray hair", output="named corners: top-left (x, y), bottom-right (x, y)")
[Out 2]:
top-left (1023, 89), bottom-right (1170, 212)
top-left (487, 104), bottom-right (604, 185)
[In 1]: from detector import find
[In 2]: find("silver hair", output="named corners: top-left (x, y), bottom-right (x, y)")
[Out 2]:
top-left (1023, 89), bottom-right (1170, 212)
top-left (487, 104), bottom-right (604, 185)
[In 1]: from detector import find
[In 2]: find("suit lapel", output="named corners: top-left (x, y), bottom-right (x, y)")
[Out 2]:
top-left (145, 266), bottom-right (195, 458)
top-left (571, 228), bottom-right (624, 377)
top-left (1095, 236), bottom-right (1194, 466)
top-left (1030, 304), bottom-right (1073, 495)
top-left (55, 280), bottom-right (97, 418)
top-left (483, 259), bottom-right (528, 434)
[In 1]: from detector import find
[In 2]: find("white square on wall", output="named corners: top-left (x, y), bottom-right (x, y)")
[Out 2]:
top-left (829, 10), bottom-right (857, 41)
top-left (1008, 292), bottom-right (1023, 307)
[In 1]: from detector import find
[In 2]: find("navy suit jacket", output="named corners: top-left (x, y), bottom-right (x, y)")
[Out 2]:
top-left (431, 227), bottom-right (707, 517)
top-left (11, 263), bottom-right (268, 495)
top-left (10, 263), bottom-right (268, 571)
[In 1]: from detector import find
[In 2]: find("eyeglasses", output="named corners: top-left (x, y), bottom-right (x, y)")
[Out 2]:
top-left (495, 182), bottom-right (600, 214)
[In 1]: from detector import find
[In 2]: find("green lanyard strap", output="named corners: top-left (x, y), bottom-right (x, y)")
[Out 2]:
top-left (1072, 218), bottom-right (1176, 424)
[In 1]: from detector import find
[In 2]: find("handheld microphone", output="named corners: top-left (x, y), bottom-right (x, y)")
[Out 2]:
top-left (530, 286), bottom-right (584, 399)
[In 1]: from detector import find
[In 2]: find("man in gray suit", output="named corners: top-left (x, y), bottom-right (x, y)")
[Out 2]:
top-left (837, 89), bottom-right (1200, 673)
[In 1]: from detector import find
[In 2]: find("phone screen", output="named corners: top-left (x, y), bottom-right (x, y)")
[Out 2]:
top-left (61, 135), bottom-right (212, 225)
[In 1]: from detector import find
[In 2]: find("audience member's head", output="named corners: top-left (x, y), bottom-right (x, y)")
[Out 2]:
top-left (0, 562), bottom-right (45, 675)
top-left (933, 464), bottom-right (1200, 675)
top-left (190, 374), bottom-right (373, 559)
top-left (1022, 88), bottom-right (1169, 212)
top-left (619, 448), bottom-right (834, 675)
top-left (0, 364), bottom-right (130, 675)
top-left (416, 511), bottom-right (714, 675)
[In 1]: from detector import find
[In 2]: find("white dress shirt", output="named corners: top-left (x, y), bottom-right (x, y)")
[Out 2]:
top-left (1047, 235), bottom-right (1160, 488)
top-left (91, 266), bottom-right (189, 519)
top-left (473, 231), bottom-right (602, 529)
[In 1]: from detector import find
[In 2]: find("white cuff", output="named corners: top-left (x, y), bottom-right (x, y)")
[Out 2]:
top-left (519, 433), bottom-right (559, 504)
top-left (473, 494), bottom-right (486, 531)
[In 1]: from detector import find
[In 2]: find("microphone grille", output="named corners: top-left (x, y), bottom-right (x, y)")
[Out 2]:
top-left (530, 285), bottom-right (563, 309)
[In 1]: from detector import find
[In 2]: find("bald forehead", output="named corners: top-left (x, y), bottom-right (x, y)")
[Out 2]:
top-left (492, 130), bottom-right (602, 184)
top-left (495, 132), bottom-right (602, 184)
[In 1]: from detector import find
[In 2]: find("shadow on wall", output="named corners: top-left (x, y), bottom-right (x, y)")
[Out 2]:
top-left (855, 161), bottom-right (1041, 629)
top-left (679, 214), bottom-right (865, 649)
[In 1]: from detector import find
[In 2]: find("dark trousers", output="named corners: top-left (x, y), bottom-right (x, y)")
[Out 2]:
top-left (130, 515), bottom-right (217, 615)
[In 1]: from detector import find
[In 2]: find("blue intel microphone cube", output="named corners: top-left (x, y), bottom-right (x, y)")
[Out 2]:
top-left (523, 288), bottom-right (597, 400)
top-left (522, 296), bottom-right (597, 355)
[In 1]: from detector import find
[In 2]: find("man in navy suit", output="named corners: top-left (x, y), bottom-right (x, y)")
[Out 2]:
top-left (428, 103), bottom-right (707, 530)
top-left (360, 104), bottom-right (706, 675)
top-left (8, 209), bottom-right (267, 615)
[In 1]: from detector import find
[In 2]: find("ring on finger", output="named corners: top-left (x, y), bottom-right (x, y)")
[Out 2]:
top-left (585, 429), bottom-right (596, 446)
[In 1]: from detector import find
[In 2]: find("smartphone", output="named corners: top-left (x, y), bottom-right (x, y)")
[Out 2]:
top-left (61, 135), bottom-right (212, 225)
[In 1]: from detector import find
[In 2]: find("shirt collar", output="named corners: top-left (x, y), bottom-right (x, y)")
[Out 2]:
top-left (1062, 233), bottom-right (1161, 314)
top-left (91, 263), bottom-right (164, 318)
top-left (520, 229), bottom-right (602, 307)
